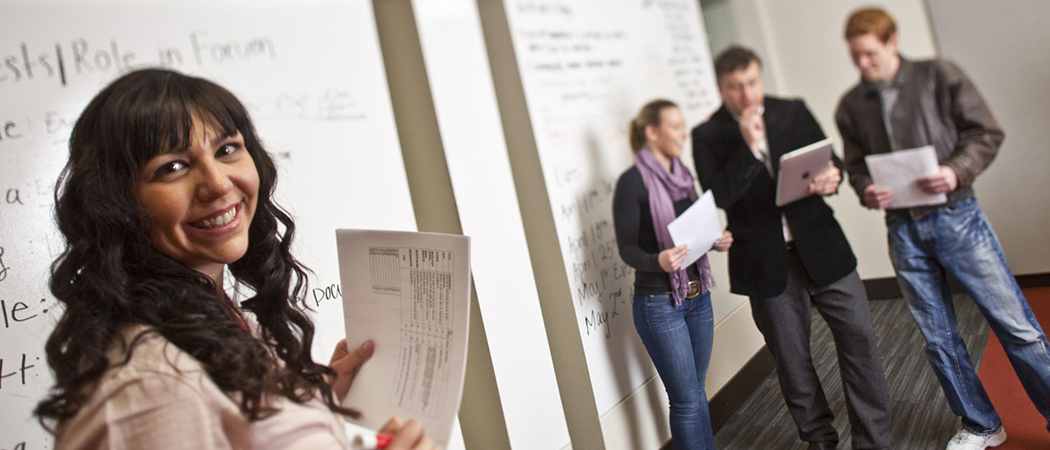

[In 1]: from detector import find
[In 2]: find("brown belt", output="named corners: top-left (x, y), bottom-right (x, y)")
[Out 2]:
top-left (663, 280), bottom-right (701, 299)
top-left (686, 280), bottom-right (700, 298)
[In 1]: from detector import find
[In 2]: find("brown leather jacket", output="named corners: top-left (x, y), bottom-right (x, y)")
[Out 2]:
top-left (835, 57), bottom-right (1004, 219)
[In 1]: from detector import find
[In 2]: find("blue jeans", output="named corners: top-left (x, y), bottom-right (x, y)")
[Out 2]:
top-left (887, 196), bottom-right (1050, 433)
top-left (633, 290), bottom-right (716, 450)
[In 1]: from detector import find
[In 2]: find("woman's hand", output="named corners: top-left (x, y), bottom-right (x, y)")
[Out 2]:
top-left (658, 244), bottom-right (689, 273)
top-left (713, 231), bottom-right (733, 252)
top-left (329, 339), bottom-right (374, 402)
top-left (381, 417), bottom-right (441, 450)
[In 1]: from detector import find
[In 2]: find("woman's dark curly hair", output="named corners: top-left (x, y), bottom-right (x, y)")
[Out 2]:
top-left (35, 68), bottom-right (354, 426)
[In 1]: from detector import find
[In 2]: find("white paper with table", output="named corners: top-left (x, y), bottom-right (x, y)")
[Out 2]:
top-left (667, 190), bottom-right (723, 267)
top-left (336, 229), bottom-right (471, 448)
top-left (865, 145), bottom-right (947, 209)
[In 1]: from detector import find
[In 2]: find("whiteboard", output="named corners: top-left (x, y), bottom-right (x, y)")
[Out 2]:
top-left (502, 0), bottom-right (723, 415)
top-left (0, 1), bottom-right (417, 448)
top-left (411, 1), bottom-right (571, 448)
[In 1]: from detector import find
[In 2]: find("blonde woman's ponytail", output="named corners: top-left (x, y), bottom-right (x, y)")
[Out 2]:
top-left (629, 99), bottom-right (678, 153)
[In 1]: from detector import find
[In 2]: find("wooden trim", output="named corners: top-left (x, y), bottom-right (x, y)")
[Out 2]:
top-left (661, 346), bottom-right (776, 449)
top-left (709, 348), bottom-right (776, 433)
top-left (863, 277), bottom-right (902, 301)
top-left (864, 273), bottom-right (1050, 301)
top-left (1017, 273), bottom-right (1050, 289)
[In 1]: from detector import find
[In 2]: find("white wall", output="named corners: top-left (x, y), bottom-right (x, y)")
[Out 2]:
top-left (925, 0), bottom-right (1050, 276)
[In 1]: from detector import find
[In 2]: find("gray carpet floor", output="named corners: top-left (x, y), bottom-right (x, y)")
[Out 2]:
top-left (714, 295), bottom-right (989, 450)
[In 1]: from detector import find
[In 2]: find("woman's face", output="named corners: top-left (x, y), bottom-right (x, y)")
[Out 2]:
top-left (136, 115), bottom-right (259, 281)
top-left (647, 107), bottom-right (687, 159)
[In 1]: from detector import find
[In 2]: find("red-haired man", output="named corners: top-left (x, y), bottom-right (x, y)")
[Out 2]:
top-left (836, 8), bottom-right (1050, 450)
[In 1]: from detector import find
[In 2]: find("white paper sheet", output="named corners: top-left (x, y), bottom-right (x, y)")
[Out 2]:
top-left (667, 191), bottom-right (723, 267)
top-left (336, 229), bottom-right (471, 448)
top-left (865, 145), bottom-right (947, 208)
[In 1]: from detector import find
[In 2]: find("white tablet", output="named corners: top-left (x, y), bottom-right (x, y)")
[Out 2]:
top-left (775, 139), bottom-right (834, 207)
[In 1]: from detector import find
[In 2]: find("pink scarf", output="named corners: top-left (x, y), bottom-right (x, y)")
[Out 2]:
top-left (635, 147), bottom-right (715, 305)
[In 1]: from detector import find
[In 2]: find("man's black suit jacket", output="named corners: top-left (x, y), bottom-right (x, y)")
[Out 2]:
top-left (692, 97), bottom-right (856, 298)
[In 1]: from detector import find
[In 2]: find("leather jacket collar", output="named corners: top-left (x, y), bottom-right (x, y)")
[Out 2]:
top-left (861, 55), bottom-right (911, 96)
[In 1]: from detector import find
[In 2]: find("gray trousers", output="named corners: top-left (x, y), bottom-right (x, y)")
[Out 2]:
top-left (749, 249), bottom-right (892, 450)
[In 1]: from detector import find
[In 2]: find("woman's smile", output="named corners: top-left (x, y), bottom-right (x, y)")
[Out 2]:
top-left (188, 202), bottom-right (243, 232)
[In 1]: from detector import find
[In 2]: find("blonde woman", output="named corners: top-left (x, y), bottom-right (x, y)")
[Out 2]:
top-left (612, 99), bottom-right (732, 450)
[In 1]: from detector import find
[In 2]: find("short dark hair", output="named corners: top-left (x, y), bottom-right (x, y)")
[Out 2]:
top-left (714, 46), bottom-right (761, 83)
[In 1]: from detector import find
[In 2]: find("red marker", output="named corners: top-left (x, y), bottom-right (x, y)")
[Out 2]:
top-left (352, 433), bottom-right (393, 450)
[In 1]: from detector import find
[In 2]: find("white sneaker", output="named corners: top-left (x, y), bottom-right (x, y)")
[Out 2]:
top-left (945, 427), bottom-right (1007, 450)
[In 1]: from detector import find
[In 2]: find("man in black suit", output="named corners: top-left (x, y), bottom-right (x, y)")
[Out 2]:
top-left (692, 46), bottom-right (891, 450)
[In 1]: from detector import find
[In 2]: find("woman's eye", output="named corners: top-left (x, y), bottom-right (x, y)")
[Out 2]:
top-left (154, 161), bottom-right (186, 177)
top-left (217, 142), bottom-right (242, 158)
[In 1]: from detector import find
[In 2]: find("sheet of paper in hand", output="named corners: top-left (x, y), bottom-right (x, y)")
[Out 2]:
top-left (865, 145), bottom-right (946, 209)
top-left (336, 229), bottom-right (471, 448)
top-left (668, 190), bottom-right (723, 267)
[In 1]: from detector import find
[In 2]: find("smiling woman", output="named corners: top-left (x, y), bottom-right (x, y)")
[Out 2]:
top-left (612, 99), bottom-right (732, 450)
top-left (34, 69), bottom-right (437, 450)
top-left (135, 114), bottom-right (260, 281)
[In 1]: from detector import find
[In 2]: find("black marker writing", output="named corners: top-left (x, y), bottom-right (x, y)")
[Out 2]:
top-left (5, 189), bottom-right (24, 205)
top-left (0, 353), bottom-right (38, 390)
top-left (2, 33), bottom-right (279, 88)
top-left (583, 308), bottom-right (612, 339)
top-left (190, 31), bottom-right (276, 67)
top-left (310, 283), bottom-right (342, 308)
top-left (157, 46), bottom-right (184, 68)
top-left (0, 120), bottom-right (23, 142)
top-left (71, 38), bottom-right (137, 75)
top-left (1, 298), bottom-right (47, 328)
top-left (0, 246), bottom-right (9, 281)
top-left (576, 281), bottom-right (600, 305)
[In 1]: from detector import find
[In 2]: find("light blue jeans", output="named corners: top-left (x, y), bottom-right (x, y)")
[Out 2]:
top-left (886, 196), bottom-right (1050, 433)
top-left (633, 290), bottom-right (716, 450)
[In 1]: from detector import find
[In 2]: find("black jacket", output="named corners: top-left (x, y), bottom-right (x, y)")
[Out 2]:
top-left (692, 97), bottom-right (856, 298)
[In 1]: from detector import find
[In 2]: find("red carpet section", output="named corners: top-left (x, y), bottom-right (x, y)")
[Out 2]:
top-left (978, 286), bottom-right (1050, 449)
